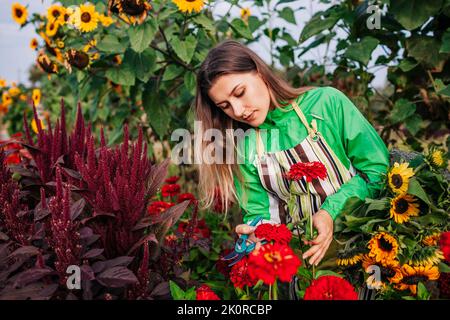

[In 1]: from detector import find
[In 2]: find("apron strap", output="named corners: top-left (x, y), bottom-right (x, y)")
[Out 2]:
top-left (291, 96), bottom-right (318, 139)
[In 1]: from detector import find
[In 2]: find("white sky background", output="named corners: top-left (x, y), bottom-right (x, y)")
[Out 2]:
top-left (0, 0), bottom-right (387, 88)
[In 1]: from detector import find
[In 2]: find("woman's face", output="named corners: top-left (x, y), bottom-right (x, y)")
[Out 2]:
top-left (208, 71), bottom-right (272, 127)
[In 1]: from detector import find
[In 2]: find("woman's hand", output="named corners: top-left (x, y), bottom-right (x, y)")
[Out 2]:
top-left (235, 224), bottom-right (264, 251)
top-left (302, 209), bottom-right (334, 266)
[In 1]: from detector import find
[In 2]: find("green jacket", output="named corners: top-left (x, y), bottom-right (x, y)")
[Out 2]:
top-left (234, 86), bottom-right (389, 223)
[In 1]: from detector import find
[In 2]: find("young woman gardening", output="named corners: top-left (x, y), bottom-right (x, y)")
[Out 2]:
top-left (194, 40), bottom-right (389, 276)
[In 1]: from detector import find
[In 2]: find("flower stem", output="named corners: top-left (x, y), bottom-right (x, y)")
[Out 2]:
top-left (307, 183), bottom-right (315, 278)
top-left (273, 280), bottom-right (278, 300)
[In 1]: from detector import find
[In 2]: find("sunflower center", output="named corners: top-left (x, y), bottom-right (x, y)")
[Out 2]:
top-left (378, 237), bottom-right (393, 252)
top-left (395, 198), bottom-right (409, 214)
top-left (15, 9), bottom-right (23, 18)
top-left (264, 251), bottom-right (282, 263)
top-left (81, 12), bottom-right (91, 23)
top-left (391, 174), bottom-right (403, 188)
top-left (68, 50), bottom-right (90, 69)
top-left (52, 10), bottom-right (60, 18)
top-left (122, 0), bottom-right (146, 15)
top-left (402, 275), bottom-right (428, 285)
top-left (380, 266), bottom-right (396, 280)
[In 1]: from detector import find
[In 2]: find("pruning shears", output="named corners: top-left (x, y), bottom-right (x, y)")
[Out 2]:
top-left (222, 216), bottom-right (265, 267)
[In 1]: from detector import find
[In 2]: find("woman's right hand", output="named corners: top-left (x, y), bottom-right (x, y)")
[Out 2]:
top-left (235, 224), bottom-right (264, 251)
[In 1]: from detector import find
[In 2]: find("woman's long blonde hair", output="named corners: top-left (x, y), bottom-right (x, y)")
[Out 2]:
top-left (195, 40), bottom-right (314, 213)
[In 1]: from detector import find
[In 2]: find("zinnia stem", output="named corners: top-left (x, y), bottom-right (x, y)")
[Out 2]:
top-left (273, 280), bottom-right (278, 300)
top-left (307, 183), bottom-right (315, 278)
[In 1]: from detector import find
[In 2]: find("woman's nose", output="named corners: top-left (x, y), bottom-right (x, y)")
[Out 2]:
top-left (232, 102), bottom-right (245, 117)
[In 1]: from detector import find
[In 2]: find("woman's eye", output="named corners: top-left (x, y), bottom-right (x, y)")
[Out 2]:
top-left (236, 89), bottom-right (245, 97)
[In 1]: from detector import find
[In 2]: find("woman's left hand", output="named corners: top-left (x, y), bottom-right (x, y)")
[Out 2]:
top-left (302, 209), bottom-right (334, 266)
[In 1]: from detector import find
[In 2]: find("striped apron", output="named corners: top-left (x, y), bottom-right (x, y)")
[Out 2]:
top-left (253, 96), bottom-right (372, 299)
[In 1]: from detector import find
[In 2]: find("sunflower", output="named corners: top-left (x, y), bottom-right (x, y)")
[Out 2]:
top-left (30, 38), bottom-right (38, 50)
top-left (19, 94), bottom-right (27, 102)
top-left (0, 79), bottom-right (6, 88)
top-left (389, 194), bottom-right (420, 224)
top-left (428, 147), bottom-right (448, 169)
top-left (12, 3), bottom-right (28, 25)
top-left (47, 4), bottom-right (66, 24)
top-left (368, 232), bottom-right (399, 265)
top-left (65, 49), bottom-right (91, 70)
top-left (112, 54), bottom-right (122, 65)
top-left (240, 7), bottom-right (251, 21)
top-left (362, 255), bottom-right (403, 289)
top-left (73, 4), bottom-right (99, 32)
top-left (117, 0), bottom-right (152, 16)
top-left (336, 249), bottom-right (365, 267)
top-left (8, 86), bottom-right (20, 97)
top-left (172, 0), bottom-right (204, 14)
top-left (388, 162), bottom-right (414, 195)
top-left (37, 53), bottom-right (58, 75)
top-left (45, 21), bottom-right (59, 37)
top-left (422, 232), bottom-right (441, 246)
top-left (83, 39), bottom-right (97, 53)
top-left (99, 14), bottom-right (115, 27)
top-left (408, 247), bottom-right (444, 267)
top-left (2, 92), bottom-right (12, 107)
top-left (56, 40), bottom-right (65, 49)
top-left (392, 264), bottom-right (439, 294)
top-left (32, 89), bottom-right (41, 107)
top-left (31, 118), bottom-right (46, 134)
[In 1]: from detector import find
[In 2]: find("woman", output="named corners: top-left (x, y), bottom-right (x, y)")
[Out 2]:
top-left (194, 40), bottom-right (389, 274)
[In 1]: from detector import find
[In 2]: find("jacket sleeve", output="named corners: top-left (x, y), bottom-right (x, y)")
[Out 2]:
top-left (234, 160), bottom-right (283, 225)
top-left (320, 87), bottom-right (389, 220)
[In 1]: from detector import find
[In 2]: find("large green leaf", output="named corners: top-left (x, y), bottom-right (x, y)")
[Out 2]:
top-left (344, 36), bottom-right (379, 65)
top-left (398, 58), bottom-right (418, 72)
top-left (406, 36), bottom-right (448, 70)
top-left (229, 19), bottom-right (254, 40)
top-left (390, 0), bottom-right (443, 30)
top-left (279, 7), bottom-right (296, 24)
top-left (389, 99), bottom-right (416, 124)
top-left (441, 28), bottom-right (450, 53)
top-left (105, 64), bottom-right (135, 86)
top-left (192, 15), bottom-right (215, 33)
top-left (97, 35), bottom-right (126, 53)
top-left (123, 49), bottom-right (156, 83)
top-left (169, 280), bottom-right (185, 300)
top-left (404, 114), bottom-right (422, 135)
top-left (407, 177), bottom-right (431, 205)
top-left (128, 20), bottom-right (157, 53)
top-left (162, 65), bottom-right (184, 81)
top-left (143, 83), bottom-right (171, 138)
top-left (299, 7), bottom-right (343, 42)
top-left (170, 35), bottom-right (197, 64)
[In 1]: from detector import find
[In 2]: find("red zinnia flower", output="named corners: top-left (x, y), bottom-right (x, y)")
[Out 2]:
top-left (161, 183), bottom-right (181, 197)
top-left (229, 256), bottom-right (258, 289)
top-left (247, 243), bottom-right (301, 285)
top-left (177, 192), bottom-right (196, 204)
top-left (147, 201), bottom-right (174, 215)
top-left (5, 153), bottom-right (21, 164)
top-left (255, 223), bottom-right (292, 245)
top-left (439, 231), bottom-right (450, 263)
top-left (196, 284), bottom-right (220, 300)
top-left (303, 276), bottom-right (358, 300)
top-left (285, 161), bottom-right (327, 183)
top-left (165, 175), bottom-right (180, 184)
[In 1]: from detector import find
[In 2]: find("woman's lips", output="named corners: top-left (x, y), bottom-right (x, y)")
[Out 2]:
top-left (244, 111), bottom-right (255, 121)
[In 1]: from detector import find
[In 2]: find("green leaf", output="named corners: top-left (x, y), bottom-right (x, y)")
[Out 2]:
top-left (169, 280), bottom-right (185, 300)
top-left (366, 198), bottom-right (389, 213)
top-left (143, 84), bottom-right (171, 138)
top-left (389, 99), bottom-right (416, 124)
top-left (406, 36), bottom-right (448, 70)
top-left (123, 49), bottom-right (156, 83)
top-left (279, 7), bottom-right (296, 24)
top-left (344, 36), bottom-right (380, 65)
top-left (441, 28), bottom-right (450, 53)
top-left (128, 20), bottom-right (157, 53)
top-left (390, 0), bottom-right (443, 30)
top-left (439, 262), bottom-right (450, 273)
top-left (105, 64), bottom-right (135, 86)
top-left (398, 58), bottom-right (418, 72)
top-left (184, 71), bottom-right (196, 95)
top-left (404, 114), bottom-right (422, 135)
top-left (192, 15), bottom-right (215, 32)
top-left (417, 282), bottom-right (430, 300)
top-left (229, 19), bottom-right (253, 40)
top-left (435, 79), bottom-right (450, 96)
top-left (314, 270), bottom-right (344, 279)
top-left (97, 35), bottom-right (126, 53)
top-left (184, 287), bottom-right (197, 300)
top-left (299, 7), bottom-right (342, 42)
top-left (170, 35), bottom-right (197, 64)
top-left (407, 177), bottom-right (431, 205)
top-left (162, 65), bottom-right (184, 81)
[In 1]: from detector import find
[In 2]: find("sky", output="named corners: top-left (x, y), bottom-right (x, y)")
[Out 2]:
top-left (0, 0), bottom-right (387, 88)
